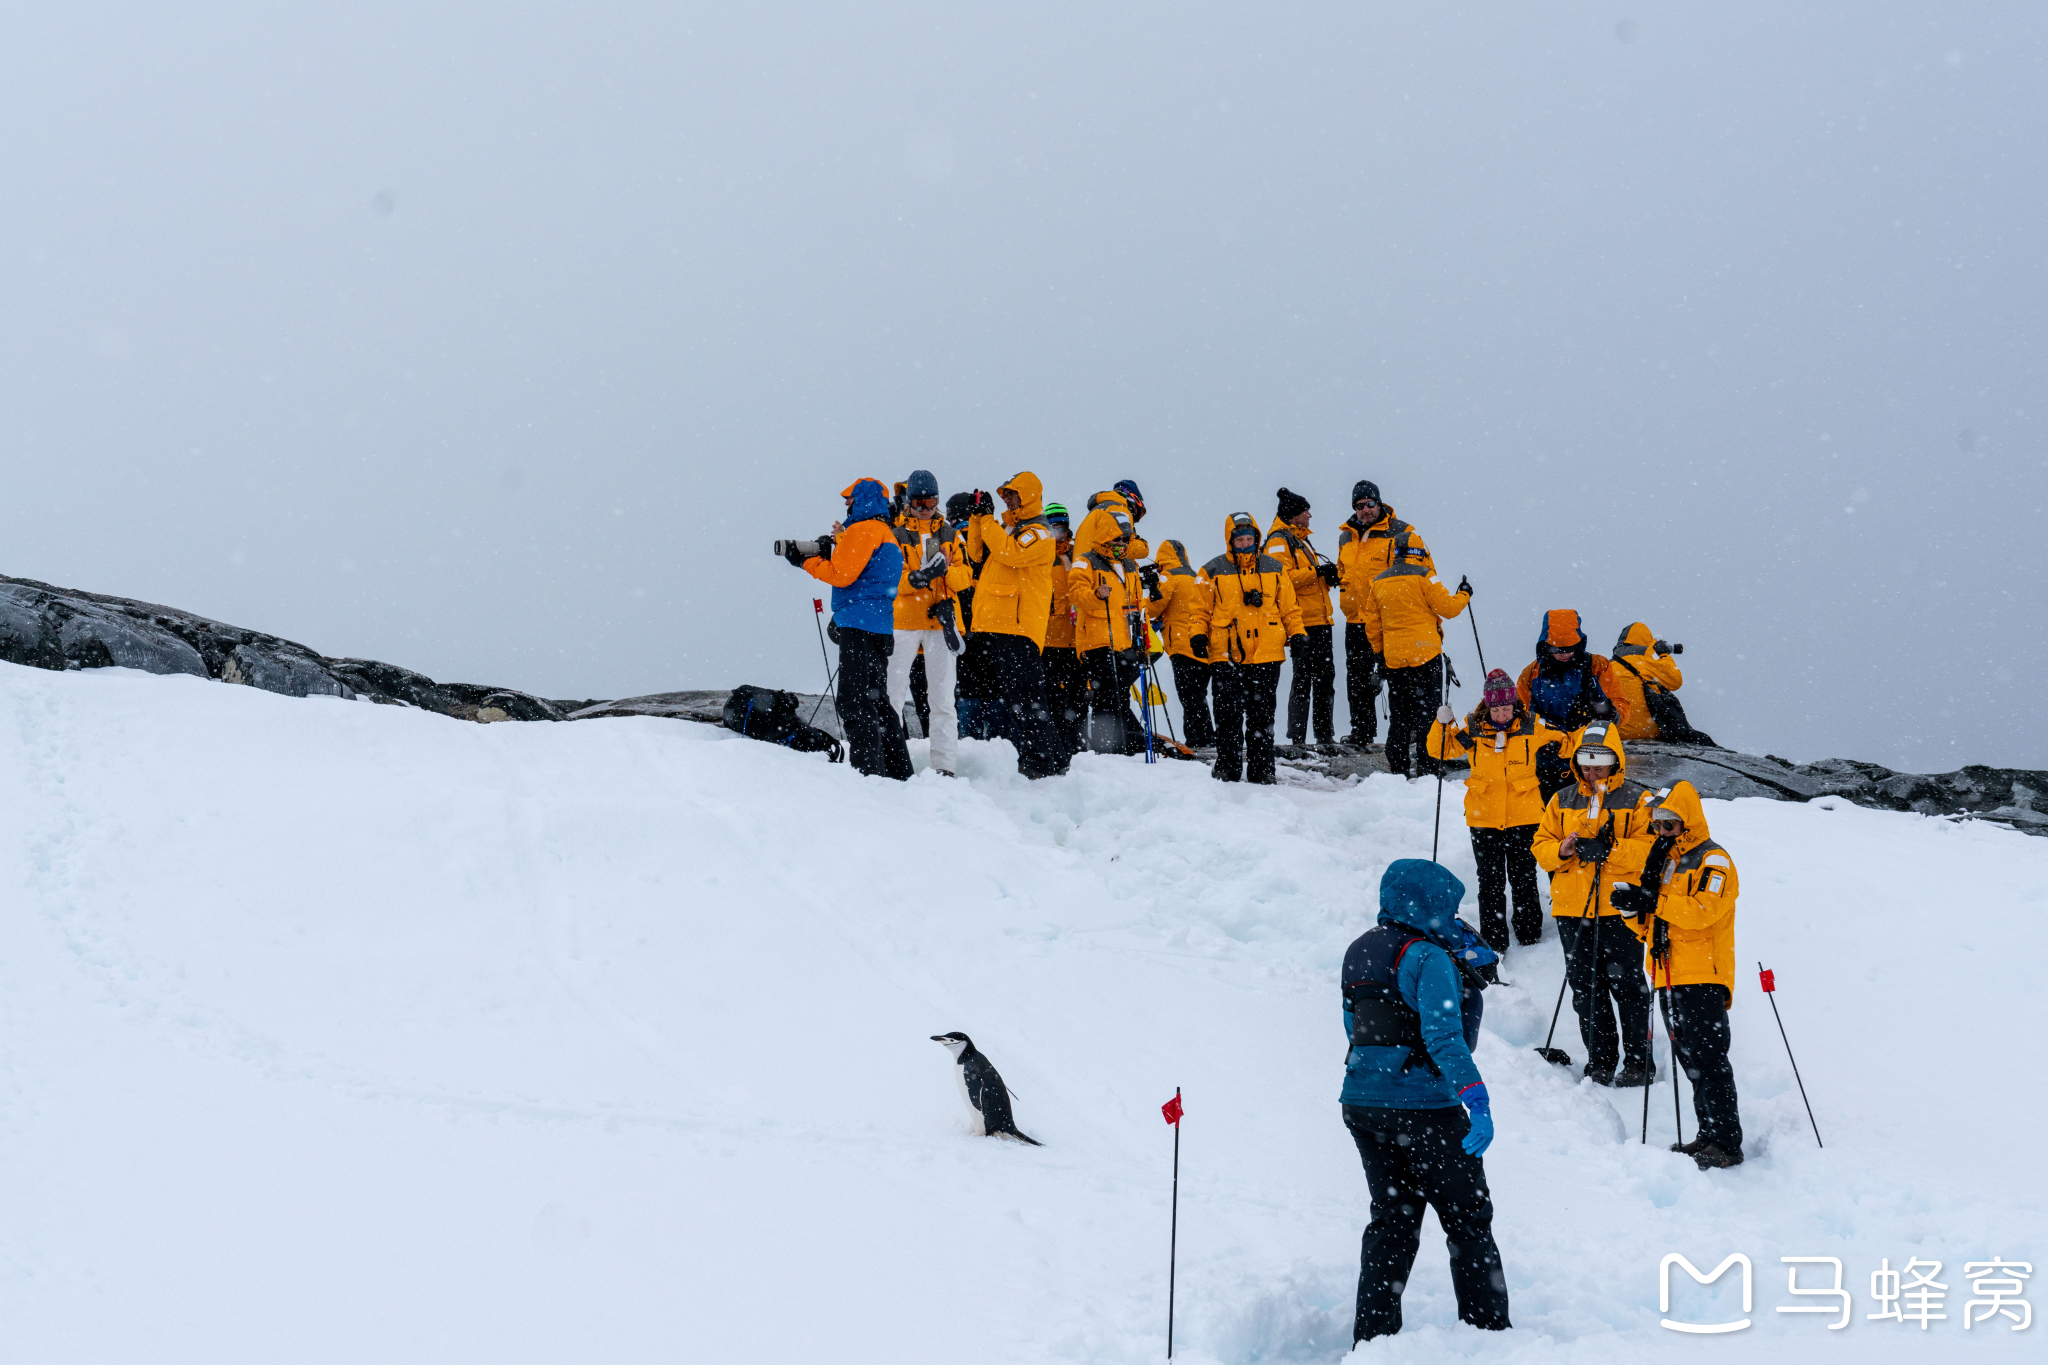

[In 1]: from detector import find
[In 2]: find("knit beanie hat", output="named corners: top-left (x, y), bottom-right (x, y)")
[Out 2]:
top-left (1483, 669), bottom-right (1517, 708)
top-left (945, 492), bottom-right (976, 524)
top-left (906, 469), bottom-right (939, 501)
top-left (1044, 501), bottom-right (1069, 526)
top-left (1276, 487), bottom-right (1311, 521)
top-left (1352, 480), bottom-right (1381, 507)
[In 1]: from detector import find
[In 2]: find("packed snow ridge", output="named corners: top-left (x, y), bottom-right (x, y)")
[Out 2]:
top-left (0, 662), bottom-right (2039, 1362)
top-left (3, 572), bottom-right (2043, 834)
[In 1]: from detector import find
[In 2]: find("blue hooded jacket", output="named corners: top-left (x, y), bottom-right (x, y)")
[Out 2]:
top-left (1339, 859), bottom-right (1489, 1109)
top-left (827, 478), bottom-right (905, 636)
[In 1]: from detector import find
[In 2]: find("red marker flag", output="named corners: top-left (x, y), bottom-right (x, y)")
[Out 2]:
top-left (1161, 1094), bottom-right (1183, 1126)
top-left (1758, 967), bottom-right (1777, 993)
top-left (813, 598), bottom-right (824, 613)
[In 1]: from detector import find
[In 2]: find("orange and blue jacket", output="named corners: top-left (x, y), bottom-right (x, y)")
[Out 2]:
top-left (966, 471), bottom-right (1058, 646)
top-left (1265, 517), bottom-right (1335, 629)
top-left (806, 479), bottom-right (904, 636)
top-left (1360, 531), bottom-right (1468, 669)
top-left (1427, 703), bottom-right (1567, 830)
top-left (1516, 609), bottom-right (1632, 731)
top-left (1532, 722), bottom-right (1662, 918)
top-left (1608, 621), bottom-right (1684, 741)
top-left (1620, 782), bottom-right (1739, 998)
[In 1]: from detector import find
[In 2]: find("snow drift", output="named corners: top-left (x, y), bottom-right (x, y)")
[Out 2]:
top-left (0, 662), bottom-right (2039, 1363)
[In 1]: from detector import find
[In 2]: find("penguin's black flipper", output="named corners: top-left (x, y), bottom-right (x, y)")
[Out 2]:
top-left (994, 1121), bottom-right (1042, 1147)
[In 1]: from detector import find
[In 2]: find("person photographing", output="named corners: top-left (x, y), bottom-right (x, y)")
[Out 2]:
top-left (784, 478), bottom-right (913, 779)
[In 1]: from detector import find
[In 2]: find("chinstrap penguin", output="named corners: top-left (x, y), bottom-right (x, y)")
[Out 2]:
top-left (930, 1032), bottom-right (1042, 1145)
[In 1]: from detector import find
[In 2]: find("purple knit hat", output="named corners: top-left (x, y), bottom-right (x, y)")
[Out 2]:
top-left (1483, 669), bottom-right (1517, 708)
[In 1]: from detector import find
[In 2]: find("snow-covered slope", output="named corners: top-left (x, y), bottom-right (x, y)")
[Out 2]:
top-left (0, 664), bottom-right (2039, 1363)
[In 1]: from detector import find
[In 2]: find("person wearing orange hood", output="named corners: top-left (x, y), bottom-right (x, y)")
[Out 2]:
top-left (1612, 782), bottom-right (1745, 1168)
top-left (1196, 512), bottom-right (1306, 783)
top-left (1068, 498), bottom-right (1141, 754)
top-left (1267, 487), bottom-right (1340, 754)
top-left (1516, 610), bottom-right (1631, 733)
top-left (784, 477), bottom-right (914, 780)
top-left (1532, 721), bottom-right (1661, 1086)
top-left (1360, 530), bottom-right (1470, 779)
top-left (1142, 538), bottom-right (1216, 747)
top-left (1039, 504), bottom-right (1086, 757)
top-left (966, 471), bottom-right (1067, 778)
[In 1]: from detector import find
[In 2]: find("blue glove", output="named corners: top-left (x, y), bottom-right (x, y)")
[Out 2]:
top-left (1459, 1083), bottom-right (1494, 1157)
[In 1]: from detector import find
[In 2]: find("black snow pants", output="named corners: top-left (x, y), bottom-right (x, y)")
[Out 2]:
top-left (1382, 657), bottom-right (1446, 778)
top-left (1080, 647), bottom-right (1131, 754)
top-left (987, 633), bottom-right (1068, 778)
top-left (1344, 623), bottom-right (1381, 744)
top-left (1469, 824), bottom-right (1543, 951)
top-left (1113, 646), bottom-right (1147, 751)
top-left (1042, 646), bottom-right (1086, 756)
top-left (1211, 660), bottom-right (1281, 783)
top-left (1667, 983), bottom-right (1744, 1154)
top-left (1342, 1105), bottom-right (1511, 1342)
top-left (1170, 653), bottom-right (1216, 746)
top-left (1556, 915), bottom-right (1653, 1078)
top-left (1286, 623), bottom-right (1337, 744)
top-left (909, 651), bottom-right (930, 737)
top-left (837, 628), bottom-right (914, 781)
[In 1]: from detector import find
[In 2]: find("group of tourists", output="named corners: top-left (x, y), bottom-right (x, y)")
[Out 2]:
top-left (781, 467), bottom-right (1737, 1350)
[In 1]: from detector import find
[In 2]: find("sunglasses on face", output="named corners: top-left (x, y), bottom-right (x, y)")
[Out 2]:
top-left (1354, 500), bottom-right (1379, 512)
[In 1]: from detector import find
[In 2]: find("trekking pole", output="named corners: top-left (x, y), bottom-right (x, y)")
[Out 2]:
top-left (1640, 962), bottom-right (1657, 1143)
top-left (1758, 963), bottom-right (1823, 1147)
top-left (1431, 655), bottom-right (1447, 860)
top-left (1535, 870), bottom-right (1604, 1066)
top-left (1467, 600), bottom-right (1488, 677)
top-left (1663, 984), bottom-right (1684, 1146)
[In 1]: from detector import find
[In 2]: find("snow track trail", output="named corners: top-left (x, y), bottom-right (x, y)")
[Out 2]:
top-left (0, 664), bottom-right (2039, 1363)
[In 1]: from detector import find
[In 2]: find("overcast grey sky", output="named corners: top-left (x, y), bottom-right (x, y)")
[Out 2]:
top-left (5, 3), bottom-right (2044, 770)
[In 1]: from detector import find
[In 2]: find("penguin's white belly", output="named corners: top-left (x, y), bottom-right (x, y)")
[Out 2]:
top-left (953, 1065), bottom-right (986, 1135)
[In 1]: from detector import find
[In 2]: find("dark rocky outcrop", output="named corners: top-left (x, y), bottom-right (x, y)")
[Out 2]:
top-left (0, 575), bottom-right (565, 723)
top-left (5, 574), bottom-right (2036, 833)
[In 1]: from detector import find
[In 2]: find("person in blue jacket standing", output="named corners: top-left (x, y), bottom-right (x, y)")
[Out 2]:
top-left (1340, 858), bottom-right (1511, 1343)
top-left (786, 478), bottom-right (914, 779)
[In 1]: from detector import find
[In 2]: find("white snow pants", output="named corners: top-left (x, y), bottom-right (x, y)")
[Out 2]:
top-left (887, 629), bottom-right (959, 772)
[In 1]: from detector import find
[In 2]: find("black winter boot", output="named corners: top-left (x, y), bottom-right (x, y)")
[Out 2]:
top-left (1691, 1142), bottom-right (1744, 1170)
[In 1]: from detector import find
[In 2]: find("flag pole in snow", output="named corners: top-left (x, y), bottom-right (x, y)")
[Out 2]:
top-left (1759, 964), bottom-right (1823, 1147)
top-left (806, 599), bottom-right (838, 729)
top-left (1162, 1088), bottom-right (1183, 1358)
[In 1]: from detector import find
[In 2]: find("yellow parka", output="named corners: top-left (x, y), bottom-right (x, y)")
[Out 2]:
top-left (1427, 703), bottom-right (1567, 830)
top-left (1621, 783), bottom-right (1738, 999)
top-left (1608, 622), bottom-right (1686, 742)
top-left (1335, 505), bottom-right (1417, 625)
top-left (891, 512), bottom-right (975, 632)
top-left (1069, 504), bottom-right (1138, 653)
top-left (1264, 518), bottom-right (1334, 629)
top-left (1360, 532), bottom-right (1469, 669)
top-left (1198, 514), bottom-right (1305, 665)
top-left (967, 471), bottom-right (1058, 646)
top-left (1532, 721), bottom-right (1662, 919)
top-left (1144, 539), bottom-right (1214, 659)
top-left (1043, 551), bottom-right (1077, 649)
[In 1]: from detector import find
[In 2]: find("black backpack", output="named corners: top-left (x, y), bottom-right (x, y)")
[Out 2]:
top-left (1615, 658), bottom-right (1716, 747)
top-left (721, 685), bottom-right (844, 763)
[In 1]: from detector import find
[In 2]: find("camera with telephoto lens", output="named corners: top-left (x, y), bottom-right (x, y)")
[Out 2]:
top-left (1242, 587), bottom-right (1264, 607)
top-left (773, 540), bottom-right (821, 560)
top-left (1656, 640), bottom-right (1685, 655)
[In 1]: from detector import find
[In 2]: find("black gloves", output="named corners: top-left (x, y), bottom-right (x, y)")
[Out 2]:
top-left (1457, 574), bottom-right (1473, 597)
top-left (815, 534), bottom-right (835, 561)
top-left (826, 619), bottom-right (841, 645)
top-left (1288, 634), bottom-right (1308, 657)
top-left (970, 490), bottom-right (995, 517)
top-left (1611, 884), bottom-right (1659, 920)
top-left (1578, 824), bottom-right (1615, 865)
top-left (1190, 634), bottom-right (1209, 659)
top-left (1317, 562), bottom-right (1341, 585)
top-left (783, 543), bottom-right (807, 567)
top-left (907, 566), bottom-right (940, 590)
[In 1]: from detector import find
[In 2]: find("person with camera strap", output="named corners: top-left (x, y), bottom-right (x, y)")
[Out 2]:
top-left (1360, 530), bottom-right (1470, 779)
top-left (964, 472), bottom-right (1068, 779)
top-left (1192, 512), bottom-right (1306, 784)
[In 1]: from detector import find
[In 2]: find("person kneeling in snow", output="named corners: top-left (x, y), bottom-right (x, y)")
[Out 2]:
top-left (1612, 782), bottom-right (1746, 1169)
top-left (1340, 859), bottom-right (1511, 1343)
